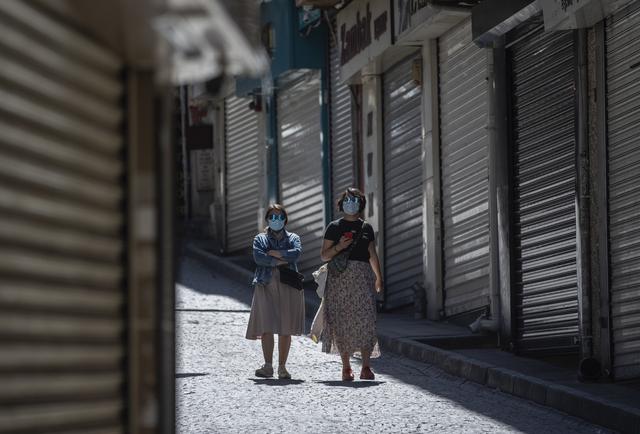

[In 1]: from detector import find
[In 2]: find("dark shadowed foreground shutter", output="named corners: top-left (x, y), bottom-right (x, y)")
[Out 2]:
top-left (0, 1), bottom-right (127, 433)
top-left (277, 71), bottom-right (325, 279)
top-left (329, 18), bottom-right (356, 218)
top-left (225, 95), bottom-right (260, 253)
top-left (438, 18), bottom-right (491, 318)
top-left (508, 20), bottom-right (580, 354)
top-left (605, 1), bottom-right (640, 380)
top-left (382, 54), bottom-right (423, 310)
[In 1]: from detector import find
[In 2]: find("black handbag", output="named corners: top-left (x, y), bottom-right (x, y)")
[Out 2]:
top-left (278, 265), bottom-right (304, 290)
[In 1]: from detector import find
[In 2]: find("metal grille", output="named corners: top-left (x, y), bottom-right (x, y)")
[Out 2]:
top-left (383, 54), bottom-right (424, 310)
top-left (277, 71), bottom-right (325, 279)
top-left (606, 1), bottom-right (640, 380)
top-left (329, 19), bottom-right (356, 218)
top-left (509, 23), bottom-right (580, 354)
top-left (0, 2), bottom-right (126, 432)
top-left (225, 95), bottom-right (260, 253)
top-left (438, 18), bottom-right (491, 317)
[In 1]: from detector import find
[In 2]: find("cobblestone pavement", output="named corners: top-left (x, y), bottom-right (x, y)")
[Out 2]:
top-left (176, 257), bottom-right (611, 434)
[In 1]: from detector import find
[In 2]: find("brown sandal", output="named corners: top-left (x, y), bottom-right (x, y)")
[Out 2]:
top-left (360, 366), bottom-right (375, 380)
top-left (342, 367), bottom-right (354, 381)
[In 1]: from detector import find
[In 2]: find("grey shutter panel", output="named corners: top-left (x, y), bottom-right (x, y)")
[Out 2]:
top-left (225, 95), bottom-right (260, 253)
top-left (438, 18), bottom-right (491, 317)
top-left (330, 18), bottom-right (356, 218)
top-left (606, 1), bottom-right (640, 380)
top-left (508, 21), bottom-right (580, 354)
top-left (277, 71), bottom-right (325, 279)
top-left (382, 54), bottom-right (424, 310)
top-left (0, 2), bottom-right (126, 432)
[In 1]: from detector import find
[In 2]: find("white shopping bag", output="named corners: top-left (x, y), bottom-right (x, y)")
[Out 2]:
top-left (309, 298), bottom-right (325, 344)
top-left (312, 264), bottom-right (328, 298)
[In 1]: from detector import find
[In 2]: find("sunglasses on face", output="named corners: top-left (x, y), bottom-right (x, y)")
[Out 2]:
top-left (344, 196), bottom-right (360, 204)
top-left (268, 214), bottom-right (286, 222)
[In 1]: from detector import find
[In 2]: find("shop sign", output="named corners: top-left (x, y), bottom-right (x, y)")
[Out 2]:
top-left (194, 149), bottom-right (215, 191)
top-left (540, 0), bottom-right (631, 30)
top-left (395, 0), bottom-right (432, 40)
top-left (337, 0), bottom-right (392, 81)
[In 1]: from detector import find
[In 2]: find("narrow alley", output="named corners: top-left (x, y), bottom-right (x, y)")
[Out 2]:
top-left (176, 257), bottom-right (610, 434)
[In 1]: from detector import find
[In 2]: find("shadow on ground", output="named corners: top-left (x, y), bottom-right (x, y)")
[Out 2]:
top-left (250, 379), bottom-right (306, 386)
top-left (175, 373), bottom-right (209, 379)
top-left (315, 380), bottom-right (384, 388)
top-left (176, 256), bottom-right (254, 306)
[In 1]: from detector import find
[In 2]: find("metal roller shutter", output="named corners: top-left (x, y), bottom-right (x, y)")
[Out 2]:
top-left (225, 95), bottom-right (260, 253)
top-left (383, 54), bottom-right (424, 310)
top-left (277, 71), bottom-right (325, 279)
top-left (606, 1), bottom-right (640, 380)
top-left (438, 18), bottom-right (491, 317)
top-left (508, 21), bottom-right (580, 354)
top-left (329, 19), bottom-right (356, 217)
top-left (0, 2), bottom-right (126, 433)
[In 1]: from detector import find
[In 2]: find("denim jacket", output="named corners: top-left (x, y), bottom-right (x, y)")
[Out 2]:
top-left (252, 229), bottom-right (302, 286)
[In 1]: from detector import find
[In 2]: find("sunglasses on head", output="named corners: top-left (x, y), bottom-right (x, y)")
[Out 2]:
top-left (268, 214), bottom-right (286, 221)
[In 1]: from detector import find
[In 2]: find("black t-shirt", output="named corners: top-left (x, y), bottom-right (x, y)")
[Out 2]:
top-left (323, 218), bottom-right (375, 262)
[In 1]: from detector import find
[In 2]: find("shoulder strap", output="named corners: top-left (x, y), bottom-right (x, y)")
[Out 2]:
top-left (347, 220), bottom-right (367, 252)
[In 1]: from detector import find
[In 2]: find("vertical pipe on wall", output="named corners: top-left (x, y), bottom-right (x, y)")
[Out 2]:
top-left (575, 29), bottom-right (594, 364)
top-left (321, 68), bottom-right (332, 226)
top-left (486, 47), bottom-right (501, 329)
top-left (492, 36), bottom-right (514, 346)
top-left (423, 40), bottom-right (444, 320)
top-left (266, 92), bottom-right (280, 204)
top-left (157, 85), bottom-right (176, 434)
top-left (180, 86), bottom-right (190, 220)
top-left (594, 21), bottom-right (613, 377)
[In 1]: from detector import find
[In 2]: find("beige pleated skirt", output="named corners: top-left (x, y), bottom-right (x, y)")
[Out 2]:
top-left (245, 268), bottom-right (305, 339)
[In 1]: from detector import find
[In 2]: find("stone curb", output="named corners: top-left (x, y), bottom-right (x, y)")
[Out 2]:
top-left (185, 245), bottom-right (640, 433)
top-left (377, 334), bottom-right (640, 433)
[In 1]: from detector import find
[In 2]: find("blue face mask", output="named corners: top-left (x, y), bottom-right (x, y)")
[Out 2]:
top-left (343, 197), bottom-right (360, 216)
top-left (268, 214), bottom-right (286, 231)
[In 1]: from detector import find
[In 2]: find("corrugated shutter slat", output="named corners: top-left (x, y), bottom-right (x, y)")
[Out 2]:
top-left (383, 55), bottom-right (424, 310)
top-left (277, 71), bottom-right (325, 279)
top-left (225, 95), bottom-right (261, 253)
top-left (439, 18), bottom-right (491, 317)
top-left (0, 2), bottom-right (126, 432)
top-left (509, 22), bottom-right (580, 354)
top-left (330, 18), bottom-right (356, 215)
top-left (606, 1), bottom-right (640, 380)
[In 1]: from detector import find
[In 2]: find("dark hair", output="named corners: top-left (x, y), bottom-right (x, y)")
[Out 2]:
top-left (337, 187), bottom-right (366, 213)
top-left (264, 203), bottom-right (288, 225)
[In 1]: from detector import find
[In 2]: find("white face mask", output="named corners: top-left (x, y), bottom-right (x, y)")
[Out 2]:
top-left (343, 200), bottom-right (360, 216)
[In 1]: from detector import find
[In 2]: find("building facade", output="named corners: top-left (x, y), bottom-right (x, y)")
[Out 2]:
top-left (214, 0), bottom-right (640, 382)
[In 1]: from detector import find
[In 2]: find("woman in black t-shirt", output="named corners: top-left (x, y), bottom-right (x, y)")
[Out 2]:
top-left (319, 187), bottom-right (383, 381)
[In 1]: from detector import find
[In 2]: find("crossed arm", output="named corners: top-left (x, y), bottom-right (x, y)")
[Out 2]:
top-left (253, 234), bottom-right (302, 266)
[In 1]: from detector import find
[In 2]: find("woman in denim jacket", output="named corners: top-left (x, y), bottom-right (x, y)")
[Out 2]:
top-left (245, 204), bottom-right (304, 379)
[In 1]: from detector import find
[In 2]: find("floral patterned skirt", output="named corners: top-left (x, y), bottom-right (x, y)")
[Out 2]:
top-left (321, 260), bottom-right (380, 358)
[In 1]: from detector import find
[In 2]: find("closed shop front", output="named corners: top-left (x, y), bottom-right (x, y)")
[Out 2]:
top-left (329, 19), bottom-right (356, 217)
top-left (382, 54), bottom-right (424, 310)
top-left (508, 18), bottom-right (580, 354)
top-left (277, 71), bottom-right (325, 278)
top-left (438, 18), bottom-right (491, 318)
top-left (0, 2), bottom-right (127, 432)
top-left (605, 1), bottom-right (640, 380)
top-left (225, 95), bottom-right (260, 253)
